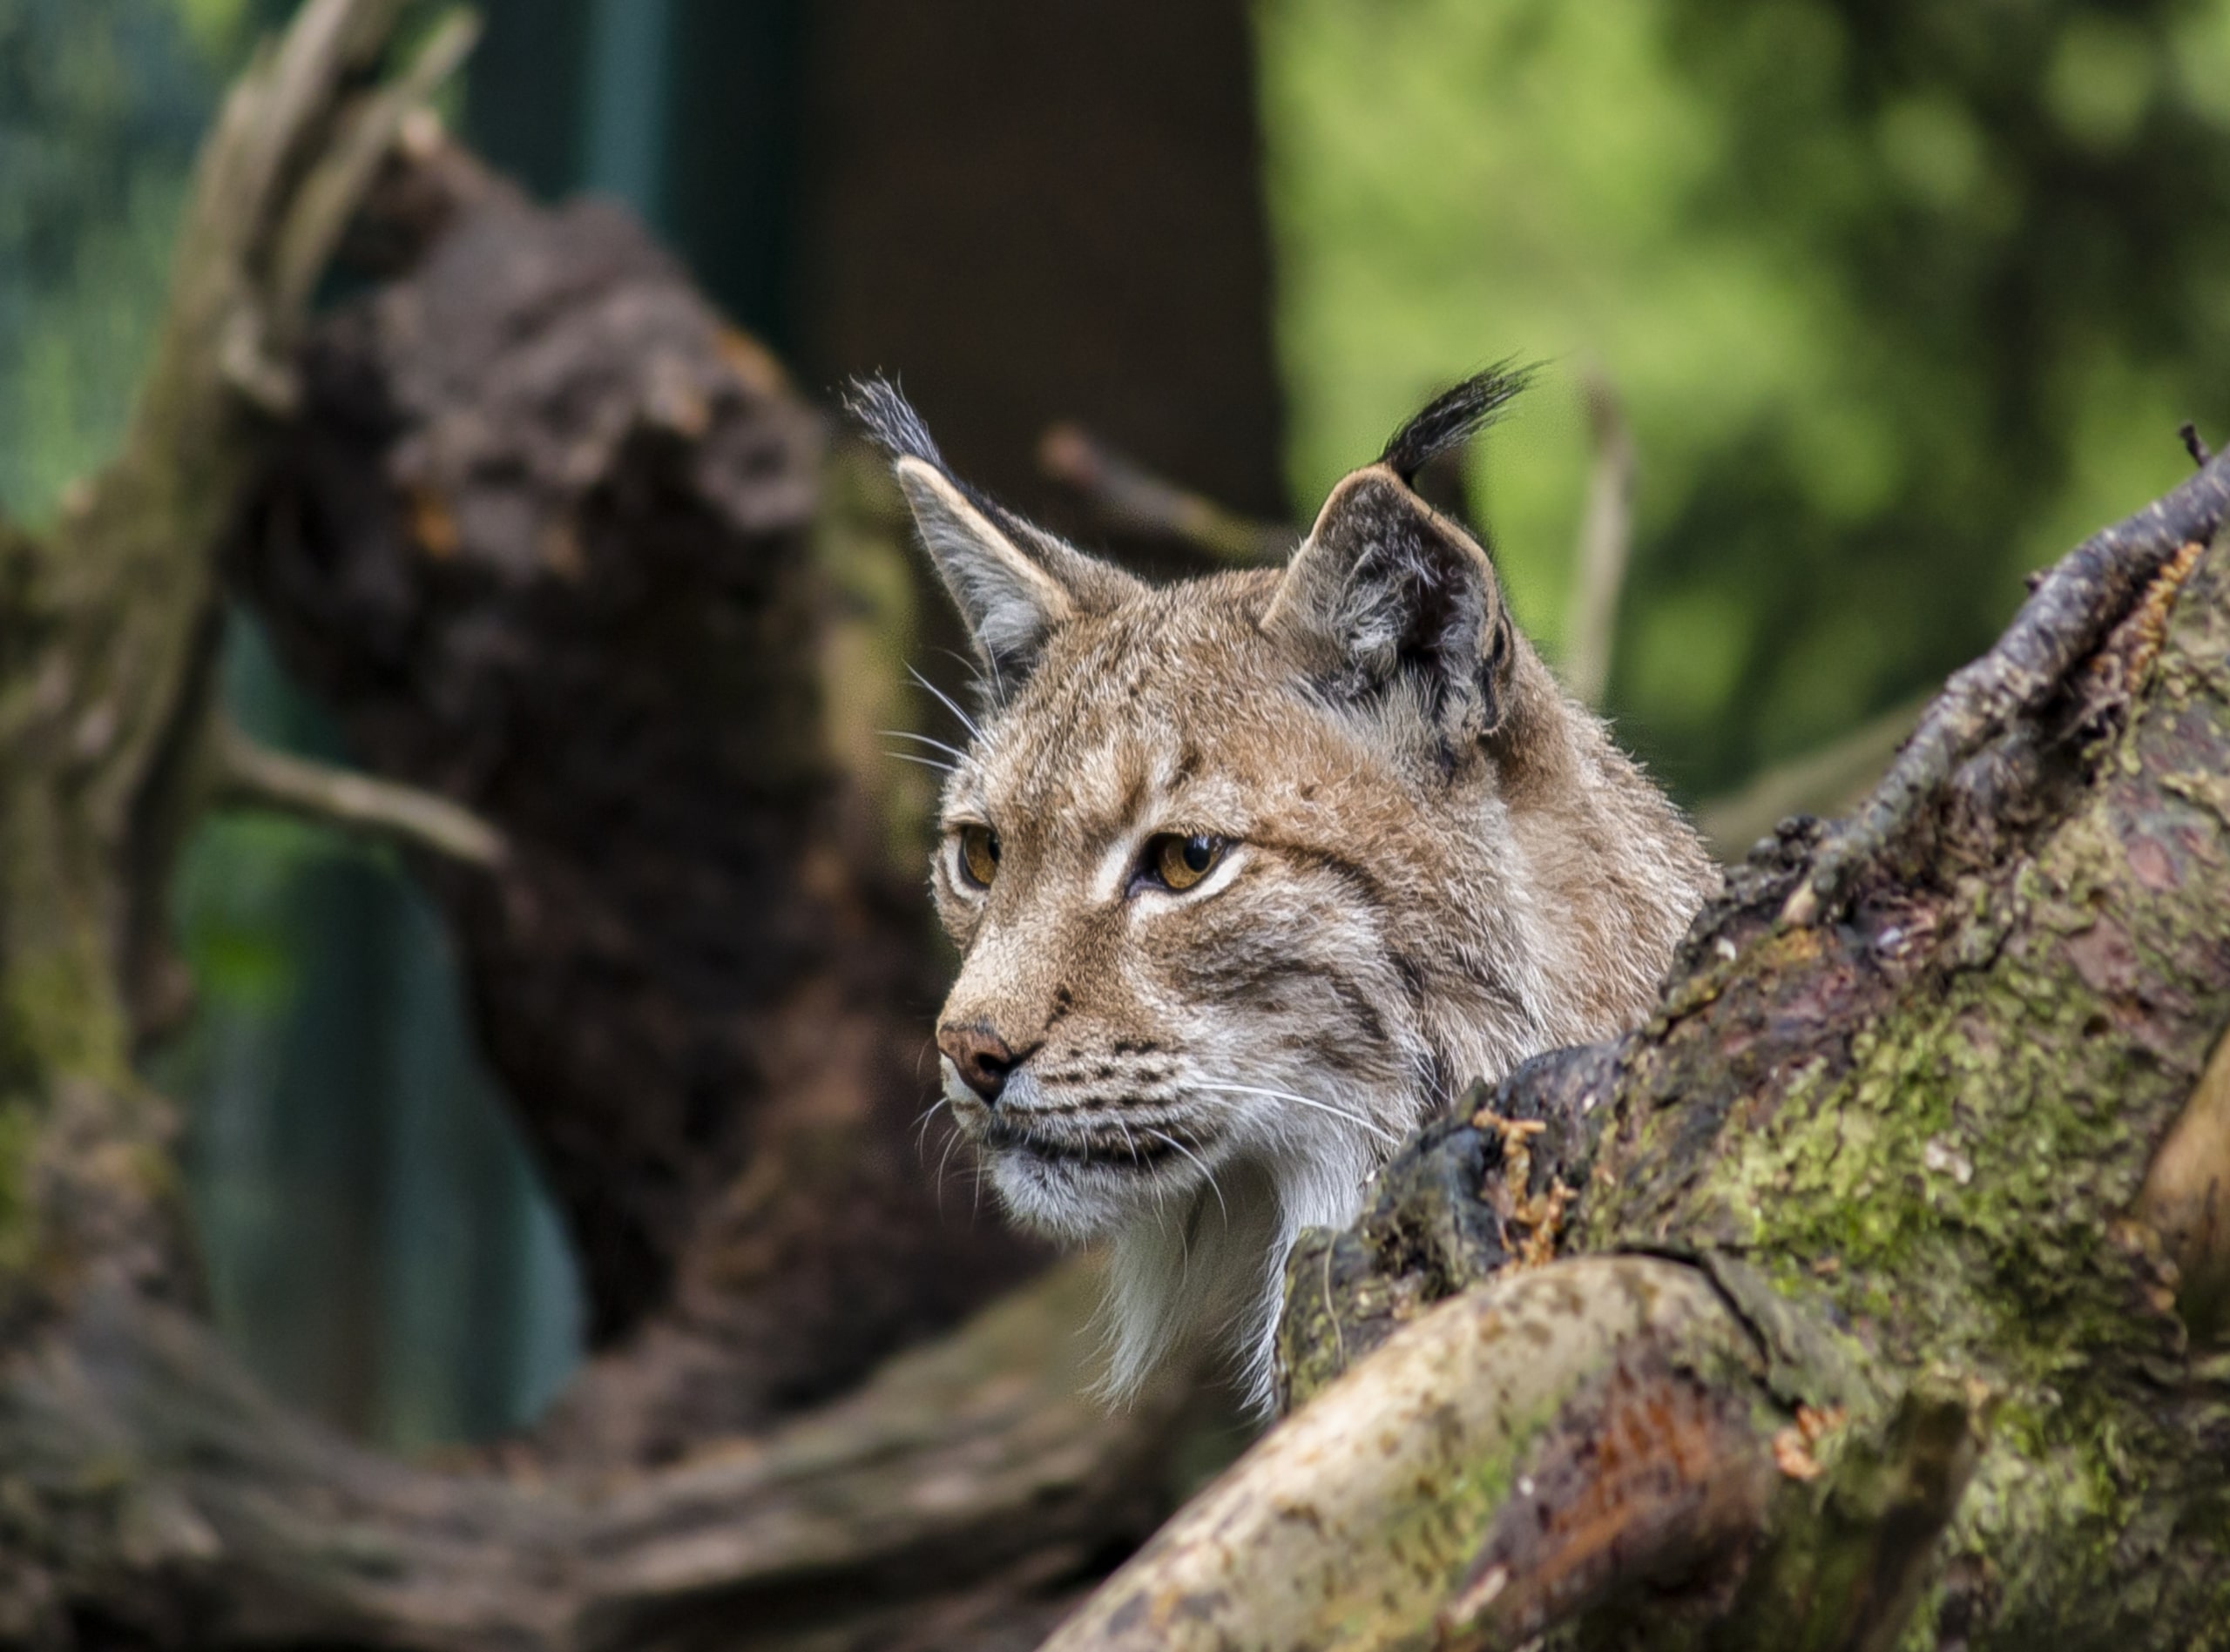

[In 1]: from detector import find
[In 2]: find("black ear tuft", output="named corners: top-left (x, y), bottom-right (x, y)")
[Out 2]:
top-left (843, 374), bottom-right (1148, 688)
top-left (844, 374), bottom-right (947, 470)
top-left (1378, 362), bottom-right (1535, 486)
top-left (845, 374), bottom-right (1051, 546)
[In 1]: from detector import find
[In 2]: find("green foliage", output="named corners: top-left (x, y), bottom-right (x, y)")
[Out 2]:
top-left (1258, 0), bottom-right (2230, 794)
top-left (0, 0), bottom-right (213, 523)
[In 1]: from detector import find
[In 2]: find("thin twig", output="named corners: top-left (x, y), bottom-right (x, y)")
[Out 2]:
top-left (1693, 692), bottom-right (1935, 862)
top-left (268, 7), bottom-right (481, 330)
top-left (1564, 368), bottom-right (1636, 709)
top-left (213, 722), bottom-right (505, 867)
top-left (1038, 423), bottom-right (1292, 564)
top-left (2182, 421), bottom-right (2213, 469)
top-left (225, 0), bottom-right (390, 245)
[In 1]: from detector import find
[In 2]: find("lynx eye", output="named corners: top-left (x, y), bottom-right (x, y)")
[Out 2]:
top-left (1148, 833), bottom-right (1225, 893)
top-left (956, 824), bottom-right (1000, 889)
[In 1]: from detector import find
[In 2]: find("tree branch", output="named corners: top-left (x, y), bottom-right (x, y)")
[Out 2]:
top-left (212, 720), bottom-right (506, 867)
top-left (1562, 368), bottom-right (1636, 709)
top-left (0, 0), bottom-right (475, 1301)
top-left (7, 1262), bottom-right (1195, 1652)
top-left (1780, 448), bottom-right (2230, 925)
top-left (1037, 422), bottom-right (1292, 563)
top-left (265, 9), bottom-right (481, 335)
top-left (1046, 1259), bottom-right (1796, 1651)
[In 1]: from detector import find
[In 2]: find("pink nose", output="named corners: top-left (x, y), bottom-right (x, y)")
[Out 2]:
top-left (939, 1023), bottom-right (1017, 1103)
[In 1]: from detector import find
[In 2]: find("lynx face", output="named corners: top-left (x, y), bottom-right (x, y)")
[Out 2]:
top-left (858, 374), bottom-right (1717, 1409)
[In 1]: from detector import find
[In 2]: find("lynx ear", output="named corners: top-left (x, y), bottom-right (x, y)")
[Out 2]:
top-left (1265, 368), bottom-right (1530, 751)
top-left (849, 376), bottom-right (1134, 683)
top-left (892, 456), bottom-right (1077, 676)
top-left (1264, 468), bottom-right (1515, 746)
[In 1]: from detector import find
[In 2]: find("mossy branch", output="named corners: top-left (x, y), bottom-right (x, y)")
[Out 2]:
top-left (1781, 445), bottom-right (2230, 925)
top-left (1048, 1259), bottom-right (1801, 1652)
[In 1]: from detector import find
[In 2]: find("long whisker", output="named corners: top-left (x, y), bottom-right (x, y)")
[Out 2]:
top-left (882, 728), bottom-right (974, 764)
top-left (913, 1095), bottom-right (951, 1155)
top-left (1147, 1129), bottom-right (1228, 1226)
top-left (908, 664), bottom-right (985, 742)
top-left (1199, 1082), bottom-right (1402, 1148)
top-left (932, 1125), bottom-right (963, 1216)
top-left (933, 644), bottom-right (1002, 705)
top-left (886, 749), bottom-right (959, 776)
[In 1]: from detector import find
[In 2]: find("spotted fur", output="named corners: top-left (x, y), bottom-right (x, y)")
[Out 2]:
top-left (859, 374), bottom-right (1718, 1411)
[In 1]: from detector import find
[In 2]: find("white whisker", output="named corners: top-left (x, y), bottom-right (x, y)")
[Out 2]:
top-left (886, 749), bottom-right (959, 776)
top-left (1112, 1115), bottom-right (1144, 1167)
top-left (913, 1095), bottom-right (951, 1155)
top-left (1198, 1082), bottom-right (1402, 1148)
top-left (908, 664), bottom-right (985, 741)
top-left (882, 728), bottom-right (974, 765)
top-left (935, 644), bottom-right (1002, 705)
top-left (932, 1125), bottom-right (963, 1216)
top-left (1146, 1129), bottom-right (1228, 1225)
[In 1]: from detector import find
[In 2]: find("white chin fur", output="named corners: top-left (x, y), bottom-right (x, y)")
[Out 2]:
top-left (959, 1062), bottom-right (1383, 1415)
top-left (1101, 1145), bottom-right (1375, 1417)
top-left (984, 1148), bottom-right (1178, 1239)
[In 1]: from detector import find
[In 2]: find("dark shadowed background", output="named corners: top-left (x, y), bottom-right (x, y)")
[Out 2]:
top-left (4, 0), bottom-right (2227, 1446)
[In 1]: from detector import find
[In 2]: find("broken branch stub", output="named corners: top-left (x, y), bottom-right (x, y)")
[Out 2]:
top-left (1783, 449), bottom-right (2230, 925)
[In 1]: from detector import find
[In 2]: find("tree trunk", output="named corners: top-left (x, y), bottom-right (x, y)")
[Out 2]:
top-left (233, 133), bottom-right (1043, 1455)
top-left (4, 3), bottom-right (2229, 1648)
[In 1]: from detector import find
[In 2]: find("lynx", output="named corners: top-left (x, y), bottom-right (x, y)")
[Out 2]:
top-left (856, 370), bottom-right (1718, 1410)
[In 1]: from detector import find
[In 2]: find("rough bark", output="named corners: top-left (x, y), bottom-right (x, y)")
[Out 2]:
top-left (0, 4), bottom-right (1207, 1645)
top-left (1055, 470), bottom-right (2230, 1647)
top-left (232, 135), bottom-right (1045, 1454)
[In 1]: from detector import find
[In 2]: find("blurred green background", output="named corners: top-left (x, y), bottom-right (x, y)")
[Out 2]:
top-left (5, 0), bottom-right (2227, 1446)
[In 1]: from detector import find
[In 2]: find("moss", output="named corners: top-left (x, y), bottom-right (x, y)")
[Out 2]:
top-left (0, 1100), bottom-right (39, 1278)
top-left (1516, 545), bottom-right (2230, 1646)
top-left (1, 954), bottom-right (129, 1096)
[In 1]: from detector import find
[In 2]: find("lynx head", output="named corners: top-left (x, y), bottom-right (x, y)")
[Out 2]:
top-left (855, 372), bottom-right (1715, 1411)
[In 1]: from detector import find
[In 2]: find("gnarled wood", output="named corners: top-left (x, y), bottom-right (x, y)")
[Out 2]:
top-left (1085, 490), bottom-right (2230, 1649)
top-left (0, 1261), bottom-right (1193, 1652)
top-left (0, 6), bottom-right (1206, 1645)
top-left (1049, 1258), bottom-right (1787, 1652)
top-left (233, 133), bottom-right (1043, 1449)
top-left (9, 1), bottom-right (2230, 1646)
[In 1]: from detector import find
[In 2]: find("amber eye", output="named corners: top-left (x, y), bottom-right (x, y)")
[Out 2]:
top-left (956, 824), bottom-right (1000, 888)
top-left (1150, 833), bottom-right (1225, 892)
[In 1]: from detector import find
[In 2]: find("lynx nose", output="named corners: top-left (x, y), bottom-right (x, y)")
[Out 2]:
top-left (939, 1023), bottom-right (1021, 1104)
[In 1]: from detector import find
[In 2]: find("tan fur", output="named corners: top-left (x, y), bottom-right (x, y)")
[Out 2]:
top-left (874, 388), bottom-right (1720, 1410)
